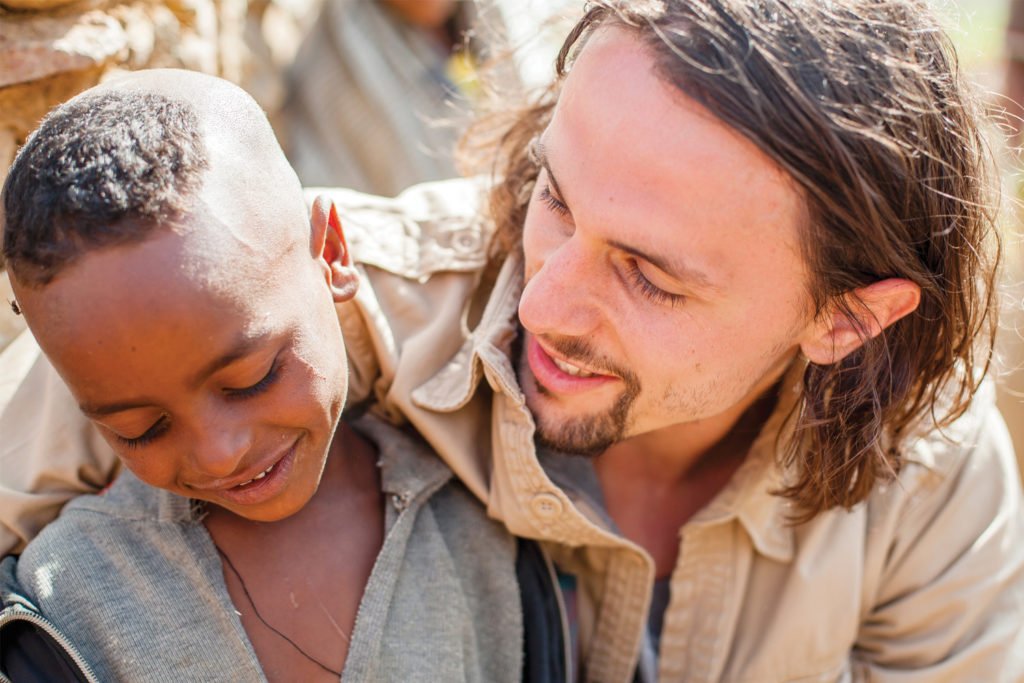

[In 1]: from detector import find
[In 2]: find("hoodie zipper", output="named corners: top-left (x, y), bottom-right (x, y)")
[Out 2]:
top-left (0, 604), bottom-right (100, 683)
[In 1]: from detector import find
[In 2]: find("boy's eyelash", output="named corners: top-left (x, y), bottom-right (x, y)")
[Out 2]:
top-left (225, 359), bottom-right (282, 400)
top-left (627, 261), bottom-right (686, 307)
top-left (539, 184), bottom-right (570, 217)
top-left (117, 417), bottom-right (170, 450)
top-left (115, 359), bottom-right (283, 450)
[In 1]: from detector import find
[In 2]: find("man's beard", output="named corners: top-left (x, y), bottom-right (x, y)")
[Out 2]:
top-left (514, 329), bottom-right (641, 457)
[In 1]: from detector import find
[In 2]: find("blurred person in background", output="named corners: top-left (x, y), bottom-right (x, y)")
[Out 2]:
top-left (278, 0), bottom-right (506, 195)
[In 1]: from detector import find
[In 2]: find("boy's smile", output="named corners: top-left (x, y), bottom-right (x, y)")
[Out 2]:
top-left (185, 434), bottom-right (300, 507)
top-left (13, 174), bottom-right (356, 522)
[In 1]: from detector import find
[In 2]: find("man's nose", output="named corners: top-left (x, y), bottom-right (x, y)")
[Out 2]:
top-left (519, 237), bottom-right (602, 338)
top-left (189, 410), bottom-right (255, 479)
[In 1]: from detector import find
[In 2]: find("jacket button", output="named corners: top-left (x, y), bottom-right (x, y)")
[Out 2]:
top-left (530, 492), bottom-right (563, 519)
top-left (451, 229), bottom-right (481, 254)
top-left (391, 491), bottom-right (412, 511)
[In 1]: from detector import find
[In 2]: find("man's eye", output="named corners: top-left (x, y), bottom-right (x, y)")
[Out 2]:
top-left (225, 359), bottom-right (282, 399)
top-left (116, 416), bottom-right (170, 450)
top-left (627, 260), bottom-right (686, 308)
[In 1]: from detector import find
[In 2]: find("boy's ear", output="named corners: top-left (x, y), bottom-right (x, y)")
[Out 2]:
top-left (310, 195), bottom-right (358, 303)
top-left (800, 278), bottom-right (920, 365)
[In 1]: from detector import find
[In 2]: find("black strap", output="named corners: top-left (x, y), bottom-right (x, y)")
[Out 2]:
top-left (0, 620), bottom-right (91, 683)
top-left (517, 538), bottom-right (567, 683)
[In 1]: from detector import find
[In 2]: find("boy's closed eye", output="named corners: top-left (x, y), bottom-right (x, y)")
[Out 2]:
top-left (107, 355), bottom-right (285, 449)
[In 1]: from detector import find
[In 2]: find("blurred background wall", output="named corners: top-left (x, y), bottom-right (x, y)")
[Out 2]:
top-left (946, 0), bottom-right (1024, 480)
top-left (0, 0), bottom-right (252, 345)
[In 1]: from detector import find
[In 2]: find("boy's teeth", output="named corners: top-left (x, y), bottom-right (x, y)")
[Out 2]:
top-left (237, 463), bottom-right (275, 487)
top-left (553, 357), bottom-right (595, 378)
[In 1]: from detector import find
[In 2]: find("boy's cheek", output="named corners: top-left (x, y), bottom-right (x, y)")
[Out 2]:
top-left (115, 448), bottom-right (180, 491)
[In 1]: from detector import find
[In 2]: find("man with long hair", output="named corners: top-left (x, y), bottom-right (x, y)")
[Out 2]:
top-left (2, 0), bottom-right (1023, 680)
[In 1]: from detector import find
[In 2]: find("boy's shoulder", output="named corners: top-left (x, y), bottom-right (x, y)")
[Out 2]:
top-left (6, 474), bottom-right (253, 681)
top-left (15, 471), bottom-right (202, 599)
top-left (33, 469), bottom-right (187, 532)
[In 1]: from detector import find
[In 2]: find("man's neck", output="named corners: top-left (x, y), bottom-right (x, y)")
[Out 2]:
top-left (594, 385), bottom-right (781, 578)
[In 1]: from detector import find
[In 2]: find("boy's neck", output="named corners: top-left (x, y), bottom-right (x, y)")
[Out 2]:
top-left (204, 422), bottom-right (384, 681)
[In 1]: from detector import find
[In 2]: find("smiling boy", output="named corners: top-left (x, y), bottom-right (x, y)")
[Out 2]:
top-left (0, 71), bottom-right (525, 681)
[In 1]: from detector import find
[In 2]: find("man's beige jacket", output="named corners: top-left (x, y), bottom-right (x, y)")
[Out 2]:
top-left (1, 179), bottom-right (1023, 682)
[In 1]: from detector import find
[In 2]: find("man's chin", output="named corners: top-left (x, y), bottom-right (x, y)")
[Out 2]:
top-left (535, 428), bottom-right (614, 457)
top-left (529, 401), bottom-right (624, 457)
top-left (518, 344), bottom-right (637, 455)
top-left (524, 385), bottom-right (618, 454)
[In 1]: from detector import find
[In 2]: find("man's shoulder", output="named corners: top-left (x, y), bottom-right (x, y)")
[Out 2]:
top-left (305, 177), bottom-right (494, 281)
top-left (841, 382), bottom-right (1024, 676)
top-left (857, 380), bottom-right (1022, 558)
top-left (892, 381), bottom-right (1015, 502)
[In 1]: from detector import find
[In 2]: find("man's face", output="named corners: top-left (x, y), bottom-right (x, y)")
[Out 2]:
top-left (14, 186), bottom-right (348, 522)
top-left (517, 27), bottom-right (816, 454)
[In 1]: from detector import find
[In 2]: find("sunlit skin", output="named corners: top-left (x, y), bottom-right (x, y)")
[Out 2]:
top-left (10, 71), bottom-right (382, 681)
top-left (14, 218), bottom-right (348, 522)
top-left (519, 27), bottom-right (813, 456)
top-left (517, 28), bottom-right (920, 573)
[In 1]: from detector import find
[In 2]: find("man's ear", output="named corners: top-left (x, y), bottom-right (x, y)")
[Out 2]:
top-left (310, 195), bottom-right (359, 303)
top-left (800, 278), bottom-right (920, 365)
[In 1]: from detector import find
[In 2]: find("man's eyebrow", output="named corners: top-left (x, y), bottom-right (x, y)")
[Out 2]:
top-left (79, 334), bottom-right (269, 418)
top-left (532, 138), bottom-right (570, 210)
top-left (533, 136), bottom-right (718, 294)
top-left (609, 239), bottom-right (721, 294)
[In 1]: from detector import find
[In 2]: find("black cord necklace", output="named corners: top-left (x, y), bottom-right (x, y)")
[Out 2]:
top-left (216, 546), bottom-right (343, 677)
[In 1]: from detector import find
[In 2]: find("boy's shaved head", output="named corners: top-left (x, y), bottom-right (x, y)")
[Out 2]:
top-left (1, 69), bottom-right (306, 287)
top-left (3, 70), bottom-right (360, 522)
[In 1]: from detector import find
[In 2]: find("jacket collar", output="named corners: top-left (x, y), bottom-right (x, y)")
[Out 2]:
top-left (411, 252), bottom-right (524, 413)
top-left (352, 413), bottom-right (453, 499)
top-left (688, 361), bottom-right (806, 563)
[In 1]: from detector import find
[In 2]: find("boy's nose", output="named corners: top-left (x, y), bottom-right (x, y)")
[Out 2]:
top-left (190, 419), bottom-right (255, 481)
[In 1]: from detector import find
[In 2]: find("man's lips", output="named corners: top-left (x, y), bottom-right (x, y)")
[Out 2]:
top-left (526, 336), bottom-right (617, 395)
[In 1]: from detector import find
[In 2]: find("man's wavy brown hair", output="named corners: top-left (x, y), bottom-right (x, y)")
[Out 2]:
top-left (462, 0), bottom-right (1003, 520)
